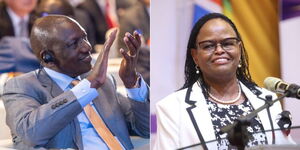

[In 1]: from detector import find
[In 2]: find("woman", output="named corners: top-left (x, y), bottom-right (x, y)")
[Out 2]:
top-left (154, 13), bottom-right (292, 150)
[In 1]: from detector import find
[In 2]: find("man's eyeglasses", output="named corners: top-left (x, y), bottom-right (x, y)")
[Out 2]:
top-left (196, 37), bottom-right (240, 52)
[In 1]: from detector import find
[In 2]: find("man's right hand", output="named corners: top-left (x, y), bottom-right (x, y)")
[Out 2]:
top-left (86, 29), bottom-right (117, 88)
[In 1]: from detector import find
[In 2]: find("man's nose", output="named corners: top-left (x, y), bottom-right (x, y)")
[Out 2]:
top-left (80, 39), bottom-right (92, 52)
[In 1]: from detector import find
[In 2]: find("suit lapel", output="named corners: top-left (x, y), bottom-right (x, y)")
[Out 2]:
top-left (80, 73), bottom-right (126, 148)
top-left (91, 81), bottom-right (119, 133)
top-left (241, 83), bottom-right (274, 143)
top-left (73, 117), bottom-right (84, 150)
top-left (86, 77), bottom-right (129, 148)
top-left (37, 68), bottom-right (65, 101)
top-left (241, 83), bottom-right (271, 130)
top-left (185, 83), bottom-right (216, 144)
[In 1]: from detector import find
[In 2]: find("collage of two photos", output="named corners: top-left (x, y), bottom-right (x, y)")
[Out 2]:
top-left (0, 0), bottom-right (300, 150)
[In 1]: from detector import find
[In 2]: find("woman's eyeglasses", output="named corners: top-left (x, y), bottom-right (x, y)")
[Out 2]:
top-left (197, 37), bottom-right (240, 53)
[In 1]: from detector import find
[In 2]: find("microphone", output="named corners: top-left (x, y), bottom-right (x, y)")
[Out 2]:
top-left (276, 111), bottom-right (292, 136)
top-left (264, 77), bottom-right (300, 99)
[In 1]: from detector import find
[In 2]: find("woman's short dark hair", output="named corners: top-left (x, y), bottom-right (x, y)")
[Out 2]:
top-left (181, 13), bottom-right (256, 91)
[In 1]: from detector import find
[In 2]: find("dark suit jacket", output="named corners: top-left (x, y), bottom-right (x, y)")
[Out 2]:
top-left (76, 0), bottom-right (109, 44)
top-left (0, 2), bottom-right (33, 40)
top-left (136, 46), bottom-right (150, 85)
top-left (117, 1), bottom-right (150, 51)
top-left (74, 9), bottom-right (97, 51)
top-left (2, 69), bottom-right (149, 150)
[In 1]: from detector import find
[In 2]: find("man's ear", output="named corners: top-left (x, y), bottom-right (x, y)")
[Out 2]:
top-left (40, 50), bottom-right (56, 67)
top-left (39, 50), bottom-right (45, 59)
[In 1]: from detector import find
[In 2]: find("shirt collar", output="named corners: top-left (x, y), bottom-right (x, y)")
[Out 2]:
top-left (6, 7), bottom-right (29, 36)
top-left (44, 67), bottom-right (77, 91)
top-left (6, 7), bottom-right (29, 25)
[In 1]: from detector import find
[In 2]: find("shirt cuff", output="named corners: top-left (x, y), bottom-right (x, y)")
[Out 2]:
top-left (126, 76), bottom-right (148, 102)
top-left (71, 79), bottom-right (99, 107)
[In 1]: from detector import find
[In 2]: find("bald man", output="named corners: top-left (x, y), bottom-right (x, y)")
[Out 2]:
top-left (2, 15), bottom-right (149, 150)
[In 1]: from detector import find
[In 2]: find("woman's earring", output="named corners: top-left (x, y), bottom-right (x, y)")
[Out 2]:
top-left (238, 63), bottom-right (242, 68)
top-left (195, 66), bottom-right (200, 74)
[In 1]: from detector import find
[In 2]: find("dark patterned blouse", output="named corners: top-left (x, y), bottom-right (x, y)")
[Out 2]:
top-left (206, 97), bottom-right (267, 150)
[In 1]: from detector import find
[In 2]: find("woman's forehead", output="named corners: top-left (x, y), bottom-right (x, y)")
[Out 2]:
top-left (197, 19), bottom-right (237, 40)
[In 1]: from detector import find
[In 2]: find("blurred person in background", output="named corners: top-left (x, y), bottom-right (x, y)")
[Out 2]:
top-left (0, 0), bottom-right (38, 92)
top-left (77, 0), bottom-right (150, 84)
top-left (0, 0), bottom-right (37, 39)
top-left (117, 0), bottom-right (150, 85)
top-left (117, 0), bottom-right (149, 51)
top-left (77, 0), bottom-right (120, 45)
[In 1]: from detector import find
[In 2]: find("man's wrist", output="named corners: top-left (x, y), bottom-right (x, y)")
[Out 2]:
top-left (126, 75), bottom-right (148, 101)
top-left (131, 74), bottom-right (141, 88)
top-left (124, 73), bottom-right (140, 88)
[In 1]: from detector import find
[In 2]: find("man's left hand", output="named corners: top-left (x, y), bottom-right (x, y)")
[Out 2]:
top-left (119, 31), bottom-right (141, 88)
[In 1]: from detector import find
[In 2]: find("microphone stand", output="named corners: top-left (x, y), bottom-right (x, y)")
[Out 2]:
top-left (177, 125), bottom-right (300, 150)
top-left (265, 95), bottom-right (276, 144)
top-left (219, 93), bottom-right (289, 150)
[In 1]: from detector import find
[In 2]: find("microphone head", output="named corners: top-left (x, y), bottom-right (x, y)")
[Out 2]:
top-left (264, 77), bottom-right (282, 92)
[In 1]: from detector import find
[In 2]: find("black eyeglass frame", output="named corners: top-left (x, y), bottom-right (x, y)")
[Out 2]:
top-left (196, 37), bottom-right (241, 52)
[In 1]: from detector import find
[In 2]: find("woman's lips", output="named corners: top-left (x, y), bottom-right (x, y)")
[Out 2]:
top-left (211, 57), bottom-right (232, 65)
